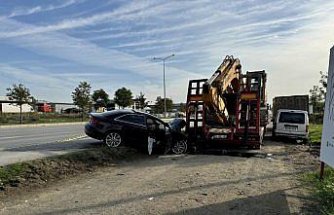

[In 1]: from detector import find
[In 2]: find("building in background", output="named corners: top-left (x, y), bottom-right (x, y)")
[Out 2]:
top-left (0, 96), bottom-right (33, 113)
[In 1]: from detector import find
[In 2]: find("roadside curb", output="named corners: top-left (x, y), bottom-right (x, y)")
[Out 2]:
top-left (0, 122), bottom-right (86, 129)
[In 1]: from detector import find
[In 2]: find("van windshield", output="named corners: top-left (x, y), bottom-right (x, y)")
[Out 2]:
top-left (279, 112), bottom-right (305, 124)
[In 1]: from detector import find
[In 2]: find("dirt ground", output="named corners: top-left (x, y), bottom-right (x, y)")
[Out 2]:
top-left (0, 140), bottom-right (320, 215)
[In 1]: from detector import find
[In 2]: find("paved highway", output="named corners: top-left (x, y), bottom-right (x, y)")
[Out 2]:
top-left (0, 123), bottom-right (101, 166)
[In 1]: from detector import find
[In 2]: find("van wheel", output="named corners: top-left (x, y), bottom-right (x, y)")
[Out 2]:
top-left (104, 131), bottom-right (122, 148)
top-left (302, 138), bottom-right (309, 144)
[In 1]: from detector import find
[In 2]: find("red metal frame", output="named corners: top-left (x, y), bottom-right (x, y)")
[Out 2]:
top-left (186, 71), bottom-right (266, 149)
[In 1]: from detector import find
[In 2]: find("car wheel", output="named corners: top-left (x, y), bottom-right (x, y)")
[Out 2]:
top-left (104, 131), bottom-right (122, 148)
top-left (172, 139), bottom-right (188, 154)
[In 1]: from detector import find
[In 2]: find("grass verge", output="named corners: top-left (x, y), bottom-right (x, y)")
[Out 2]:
top-left (306, 123), bottom-right (334, 214)
top-left (0, 112), bottom-right (88, 125)
top-left (309, 124), bottom-right (322, 144)
top-left (0, 163), bottom-right (28, 188)
top-left (304, 168), bottom-right (334, 214)
top-left (0, 147), bottom-right (144, 196)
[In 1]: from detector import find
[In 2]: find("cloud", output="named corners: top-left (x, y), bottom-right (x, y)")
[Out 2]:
top-left (0, 17), bottom-right (201, 102)
top-left (1, 0), bottom-right (334, 103)
top-left (0, 17), bottom-right (200, 77)
top-left (0, 63), bottom-right (77, 100)
top-left (0, 1), bottom-right (159, 38)
top-left (5, 0), bottom-right (82, 18)
top-left (0, 64), bottom-right (74, 87)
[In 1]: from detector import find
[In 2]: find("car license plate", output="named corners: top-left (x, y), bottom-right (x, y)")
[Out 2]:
top-left (284, 125), bottom-right (298, 131)
top-left (211, 134), bottom-right (227, 139)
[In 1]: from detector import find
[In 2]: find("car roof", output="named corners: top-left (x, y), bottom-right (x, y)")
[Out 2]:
top-left (91, 109), bottom-right (135, 117)
top-left (278, 109), bottom-right (308, 114)
top-left (133, 110), bottom-right (157, 118)
top-left (91, 109), bottom-right (162, 120)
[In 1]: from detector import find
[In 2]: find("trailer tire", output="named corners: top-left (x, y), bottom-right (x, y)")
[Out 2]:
top-left (198, 142), bottom-right (207, 153)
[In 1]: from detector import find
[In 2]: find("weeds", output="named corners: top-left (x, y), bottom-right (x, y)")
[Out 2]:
top-left (0, 147), bottom-right (142, 191)
top-left (0, 163), bottom-right (27, 186)
top-left (304, 168), bottom-right (334, 214)
top-left (309, 124), bottom-right (322, 144)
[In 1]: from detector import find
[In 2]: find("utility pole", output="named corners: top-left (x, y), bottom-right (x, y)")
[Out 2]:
top-left (152, 54), bottom-right (175, 118)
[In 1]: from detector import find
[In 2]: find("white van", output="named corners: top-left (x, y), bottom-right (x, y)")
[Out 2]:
top-left (273, 109), bottom-right (309, 141)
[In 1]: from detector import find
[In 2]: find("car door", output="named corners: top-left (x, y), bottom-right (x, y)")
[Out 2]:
top-left (115, 114), bottom-right (147, 146)
top-left (146, 116), bottom-right (169, 150)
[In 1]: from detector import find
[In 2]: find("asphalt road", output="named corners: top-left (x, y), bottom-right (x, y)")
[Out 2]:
top-left (0, 123), bottom-right (101, 166)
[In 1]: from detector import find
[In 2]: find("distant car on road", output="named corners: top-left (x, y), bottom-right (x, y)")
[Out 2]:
top-left (62, 107), bottom-right (81, 114)
top-left (85, 110), bottom-right (187, 154)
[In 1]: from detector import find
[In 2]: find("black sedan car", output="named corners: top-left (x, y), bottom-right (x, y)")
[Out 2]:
top-left (85, 110), bottom-right (187, 154)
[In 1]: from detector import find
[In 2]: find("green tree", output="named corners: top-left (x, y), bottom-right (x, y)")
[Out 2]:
top-left (30, 96), bottom-right (38, 112)
top-left (136, 92), bottom-right (147, 109)
top-left (310, 85), bottom-right (324, 113)
top-left (319, 71), bottom-right (328, 97)
top-left (72, 81), bottom-right (91, 119)
top-left (309, 71), bottom-right (328, 114)
top-left (114, 87), bottom-right (133, 109)
top-left (154, 96), bottom-right (173, 114)
top-left (92, 89), bottom-right (109, 108)
top-left (179, 102), bottom-right (186, 112)
top-left (6, 83), bottom-right (33, 124)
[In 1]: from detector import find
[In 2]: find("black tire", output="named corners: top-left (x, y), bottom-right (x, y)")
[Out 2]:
top-left (198, 142), bottom-right (207, 154)
top-left (171, 139), bottom-right (188, 154)
top-left (302, 138), bottom-right (309, 144)
top-left (104, 131), bottom-right (122, 148)
top-left (255, 144), bottom-right (261, 150)
top-left (271, 130), bottom-right (277, 141)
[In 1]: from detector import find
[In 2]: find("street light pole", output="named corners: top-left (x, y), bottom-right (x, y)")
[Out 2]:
top-left (163, 60), bottom-right (166, 117)
top-left (153, 54), bottom-right (175, 118)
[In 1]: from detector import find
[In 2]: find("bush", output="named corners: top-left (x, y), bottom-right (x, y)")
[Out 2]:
top-left (309, 124), bottom-right (323, 144)
top-left (0, 163), bottom-right (27, 186)
top-left (310, 113), bottom-right (324, 124)
top-left (305, 168), bottom-right (334, 214)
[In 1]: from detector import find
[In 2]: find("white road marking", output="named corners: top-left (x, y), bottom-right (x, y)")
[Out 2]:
top-left (0, 135), bottom-right (26, 140)
top-left (56, 135), bottom-right (88, 143)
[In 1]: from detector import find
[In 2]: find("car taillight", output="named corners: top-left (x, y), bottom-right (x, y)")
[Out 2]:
top-left (306, 125), bottom-right (309, 132)
top-left (90, 117), bottom-right (100, 126)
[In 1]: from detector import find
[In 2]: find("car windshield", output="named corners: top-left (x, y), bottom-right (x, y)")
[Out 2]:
top-left (279, 112), bottom-right (305, 124)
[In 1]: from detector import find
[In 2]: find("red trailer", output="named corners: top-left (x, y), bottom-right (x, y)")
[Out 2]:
top-left (37, 103), bottom-right (52, 112)
top-left (186, 56), bottom-right (268, 150)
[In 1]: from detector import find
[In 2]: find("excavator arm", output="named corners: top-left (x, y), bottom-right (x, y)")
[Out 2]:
top-left (202, 55), bottom-right (242, 125)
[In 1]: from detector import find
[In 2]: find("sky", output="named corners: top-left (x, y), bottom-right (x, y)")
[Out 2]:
top-left (0, 0), bottom-right (333, 104)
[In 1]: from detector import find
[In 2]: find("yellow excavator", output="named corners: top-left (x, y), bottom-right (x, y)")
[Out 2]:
top-left (186, 55), bottom-right (268, 150)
